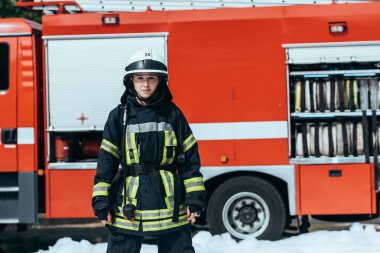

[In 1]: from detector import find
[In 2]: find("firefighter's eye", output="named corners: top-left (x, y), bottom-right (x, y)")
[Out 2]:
top-left (148, 76), bottom-right (158, 81)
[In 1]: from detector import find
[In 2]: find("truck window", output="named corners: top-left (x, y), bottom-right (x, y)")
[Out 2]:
top-left (0, 43), bottom-right (9, 91)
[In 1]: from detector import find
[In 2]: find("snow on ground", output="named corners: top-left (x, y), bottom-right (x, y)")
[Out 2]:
top-left (35, 223), bottom-right (380, 253)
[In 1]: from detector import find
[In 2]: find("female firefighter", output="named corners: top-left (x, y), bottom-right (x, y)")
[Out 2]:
top-left (92, 48), bottom-right (206, 253)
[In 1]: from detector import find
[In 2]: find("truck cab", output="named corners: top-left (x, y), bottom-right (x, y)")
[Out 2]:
top-left (0, 19), bottom-right (42, 228)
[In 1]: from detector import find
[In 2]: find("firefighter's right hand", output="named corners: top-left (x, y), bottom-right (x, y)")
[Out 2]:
top-left (97, 209), bottom-right (111, 224)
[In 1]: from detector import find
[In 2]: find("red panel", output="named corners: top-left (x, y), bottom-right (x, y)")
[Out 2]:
top-left (299, 164), bottom-right (372, 215)
top-left (48, 170), bottom-right (96, 218)
top-left (283, 3), bottom-right (380, 44)
top-left (198, 139), bottom-right (288, 166)
top-left (18, 36), bottom-right (37, 172)
top-left (0, 37), bottom-right (18, 172)
top-left (198, 140), bottom-right (234, 166)
top-left (0, 19), bottom-right (38, 35)
top-left (168, 18), bottom-right (286, 123)
top-left (234, 139), bottom-right (288, 166)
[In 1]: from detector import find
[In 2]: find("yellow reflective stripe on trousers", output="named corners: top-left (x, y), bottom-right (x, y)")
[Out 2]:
top-left (111, 217), bottom-right (139, 231)
top-left (125, 132), bottom-right (140, 165)
top-left (142, 214), bottom-right (189, 232)
top-left (92, 182), bottom-right (111, 197)
top-left (100, 139), bottom-right (120, 159)
top-left (183, 134), bottom-right (196, 153)
top-left (184, 177), bottom-right (205, 193)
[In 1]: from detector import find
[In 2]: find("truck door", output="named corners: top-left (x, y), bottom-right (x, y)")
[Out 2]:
top-left (0, 38), bottom-right (17, 172)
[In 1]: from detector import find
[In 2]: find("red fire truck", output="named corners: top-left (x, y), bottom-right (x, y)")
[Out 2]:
top-left (0, 0), bottom-right (379, 240)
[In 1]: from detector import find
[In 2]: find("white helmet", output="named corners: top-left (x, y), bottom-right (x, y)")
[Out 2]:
top-left (125, 48), bottom-right (167, 75)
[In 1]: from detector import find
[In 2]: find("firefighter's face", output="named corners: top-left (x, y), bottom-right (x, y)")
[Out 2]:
top-left (132, 73), bottom-right (159, 98)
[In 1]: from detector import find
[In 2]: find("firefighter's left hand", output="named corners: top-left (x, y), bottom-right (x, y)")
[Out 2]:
top-left (187, 206), bottom-right (196, 224)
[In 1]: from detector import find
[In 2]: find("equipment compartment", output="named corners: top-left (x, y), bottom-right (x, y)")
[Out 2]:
top-left (299, 164), bottom-right (372, 214)
top-left (286, 43), bottom-right (380, 165)
top-left (48, 131), bottom-right (102, 163)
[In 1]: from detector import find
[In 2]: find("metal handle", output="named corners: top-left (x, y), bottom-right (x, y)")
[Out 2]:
top-left (329, 169), bottom-right (342, 177)
top-left (1, 128), bottom-right (17, 144)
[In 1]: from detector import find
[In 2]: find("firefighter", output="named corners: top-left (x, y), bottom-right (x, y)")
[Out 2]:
top-left (92, 48), bottom-right (206, 253)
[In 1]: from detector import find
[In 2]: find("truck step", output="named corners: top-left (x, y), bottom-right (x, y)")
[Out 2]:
top-left (0, 218), bottom-right (19, 224)
top-left (0, 187), bottom-right (19, 193)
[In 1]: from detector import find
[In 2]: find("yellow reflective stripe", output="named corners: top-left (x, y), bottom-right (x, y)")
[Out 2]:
top-left (160, 170), bottom-right (173, 197)
top-left (111, 217), bottom-right (139, 231)
top-left (142, 214), bottom-right (189, 232)
top-left (95, 182), bottom-right (111, 188)
top-left (184, 177), bottom-right (203, 185)
top-left (161, 131), bottom-right (169, 165)
top-left (102, 139), bottom-right (119, 152)
top-left (101, 144), bottom-right (120, 159)
top-left (165, 197), bottom-right (172, 209)
top-left (183, 134), bottom-right (196, 153)
top-left (186, 186), bottom-right (206, 193)
top-left (168, 131), bottom-right (177, 146)
top-left (168, 131), bottom-right (176, 164)
top-left (92, 182), bottom-right (111, 197)
top-left (115, 205), bottom-right (186, 220)
top-left (161, 146), bottom-right (168, 165)
top-left (125, 132), bottom-right (139, 165)
top-left (183, 134), bottom-right (193, 146)
top-left (130, 176), bottom-right (139, 198)
top-left (122, 176), bottom-right (139, 207)
top-left (160, 170), bottom-right (170, 196)
top-left (123, 176), bottom-right (131, 205)
top-left (184, 177), bottom-right (205, 193)
top-left (125, 133), bottom-right (131, 165)
top-left (92, 191), bottom-right (109, 197)
top-left (131, 133), bottom-right (140, 164)
top-left (165, 131), bottom-right (170, 146)
top-left (161, 131), bottom-right (177, 165)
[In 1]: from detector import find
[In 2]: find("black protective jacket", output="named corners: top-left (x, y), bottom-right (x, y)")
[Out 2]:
top-left (92, 93), bottom-right (206, 236)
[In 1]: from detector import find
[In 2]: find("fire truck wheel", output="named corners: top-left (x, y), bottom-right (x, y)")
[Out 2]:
top-left (207, 176), bottom-right (286, 240)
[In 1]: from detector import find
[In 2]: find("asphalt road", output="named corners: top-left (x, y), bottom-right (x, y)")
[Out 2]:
top-left (0, 218), bottom-right (379, 253)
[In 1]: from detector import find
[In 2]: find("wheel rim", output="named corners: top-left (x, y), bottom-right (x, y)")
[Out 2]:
top-left (222, 192), bottom-right (270, 239)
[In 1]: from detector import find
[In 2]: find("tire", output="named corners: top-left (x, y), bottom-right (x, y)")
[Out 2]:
top-left (207, 176), bottom-right (286, 240)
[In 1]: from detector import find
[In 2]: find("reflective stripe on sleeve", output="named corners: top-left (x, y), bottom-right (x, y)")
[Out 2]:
top-left (92, 182), bottom-right (111, 197)
top-left (184, 177), bottom-right (205, 193)
top-left (100, 139), bottom-right (120, 159)
top-left (183, 134), bottom-right (197, 153)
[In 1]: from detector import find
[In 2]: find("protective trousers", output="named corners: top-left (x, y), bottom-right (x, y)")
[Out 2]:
top-left (106, 226), bottom-right (195, 253)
